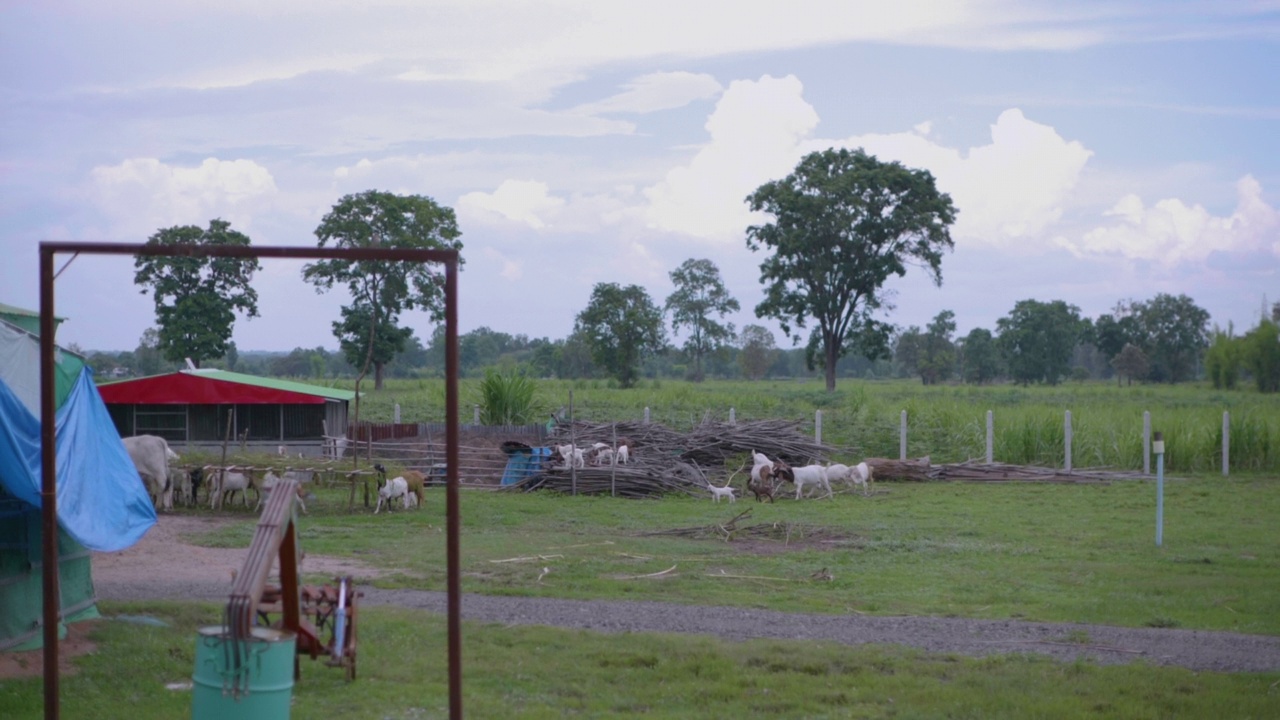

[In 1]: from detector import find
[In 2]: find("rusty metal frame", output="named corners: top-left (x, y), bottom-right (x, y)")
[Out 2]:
top-left (38, 241), bottom-right (463, 719)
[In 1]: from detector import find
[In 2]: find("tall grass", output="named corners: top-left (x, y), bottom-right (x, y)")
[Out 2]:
top-left (334, 378), bottom-right (1280, 473)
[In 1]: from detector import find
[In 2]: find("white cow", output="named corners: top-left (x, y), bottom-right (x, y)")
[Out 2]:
top-left (122, 435), bottom-right (179, 511)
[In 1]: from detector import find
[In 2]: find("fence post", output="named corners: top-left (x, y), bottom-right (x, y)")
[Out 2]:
top-left (729, 407), bottom-right (736, 425)
top-left (899, 410), bottom-right (907, 460)
top-left (985, 410), bottom-right (993, 464)
top-left (1223, 411), bottom-right (1230, 477)
top-left (394, 403), bottom-right (401, 424)
top-left (1143, 411), bottom-right (1151, 475)
top-left (815, 410), bottom-right (822, 446)
top-left (473, 404), bottom-right (480, 425)
top-left (644, 407), bottom-right (650, 424)
top-left (1154, 431), bottom-right (1165, 546)
top-left (611, 425), bottom-right (618, 498)
top-left (1064, 410), bottom-right (1073, 473)
top-left (569, 390), bottom-right (576, 496)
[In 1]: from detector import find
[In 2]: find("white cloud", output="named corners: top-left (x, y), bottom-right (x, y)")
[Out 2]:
top-left (88, 157), bottom-right (277, 236)
top-left (457, 180), bottom-right (566, 230)
top-left (643, 75), bottom-right (819, 240)
top-left (1065, 175), bottom-right (1280, 264)
top-left (571, 71), bottom-right (723, 115)
top-left (482, 247), bottom-right (524, 281)
top-left (839, 109), bottom-right (1093, 243)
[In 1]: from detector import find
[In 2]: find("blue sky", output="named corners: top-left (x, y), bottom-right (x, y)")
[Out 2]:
top-left (2, 1), bottom-right (1277, 353)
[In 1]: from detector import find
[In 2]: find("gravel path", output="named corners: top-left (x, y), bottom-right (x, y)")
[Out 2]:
top-left (91, 516), bottom-right (1280, 674)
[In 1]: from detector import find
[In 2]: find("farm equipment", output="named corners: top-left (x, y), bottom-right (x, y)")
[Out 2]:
top-left (224, 477), bottom-right (360, 683)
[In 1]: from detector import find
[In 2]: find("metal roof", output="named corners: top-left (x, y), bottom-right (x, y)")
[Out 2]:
top-left (97, 369), bottom-right (356, 405)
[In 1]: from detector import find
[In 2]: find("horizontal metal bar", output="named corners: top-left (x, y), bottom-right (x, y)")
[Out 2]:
top-left (40, 241), bottom-right (458, 264)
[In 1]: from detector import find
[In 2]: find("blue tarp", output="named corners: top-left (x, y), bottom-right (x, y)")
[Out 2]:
top-left (501, 446), bottom-right (552, 486)
top-left (0, 368), bottom-right (156, 552)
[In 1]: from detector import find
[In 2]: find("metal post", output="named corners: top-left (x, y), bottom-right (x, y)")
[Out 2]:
top-left (1154, 431), bottom-right (1165, 547)
top-left (899, 410), bottom-right (907, 460)
top-left (444, 257), bottom-right (462, 720)
top-left (985, 410), bottom-right (993, 464)
top-left (39, 245), bottom-right (60, 720)
top-left (1064, 410), bottom-right (1073, 474)
top-left (1222, 411), bottom-right (1230, 477)
top-left (1143, 411), bottom-right (1151, 475)
top-left (815, 409), bottom-right (823, 446)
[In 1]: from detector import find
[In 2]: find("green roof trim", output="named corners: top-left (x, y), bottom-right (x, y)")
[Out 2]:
top-left (184, 369), bottom-right (357, 400)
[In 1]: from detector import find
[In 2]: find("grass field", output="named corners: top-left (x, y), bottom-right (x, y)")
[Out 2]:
top-left (3, 602), bottom-right (1278, 719)
top-left (337, 378), bottom-right (1280, 473)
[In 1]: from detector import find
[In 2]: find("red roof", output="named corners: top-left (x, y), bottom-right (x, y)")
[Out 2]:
top-left (97, 371), bottom-right (348, 405)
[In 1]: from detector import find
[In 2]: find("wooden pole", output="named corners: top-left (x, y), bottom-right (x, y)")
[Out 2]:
top-left (1064, 410), bottom-right (1073, 473)
top-left (985, 410), bottom-right (993, 464)
top-left (899, 410), bottom-right (907, 461)
top-left (1222, 411), bottom-right (1230, 477)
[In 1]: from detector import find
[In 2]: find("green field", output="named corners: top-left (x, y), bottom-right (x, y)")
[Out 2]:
top-left (340, 377), bottom-right (1279, 472)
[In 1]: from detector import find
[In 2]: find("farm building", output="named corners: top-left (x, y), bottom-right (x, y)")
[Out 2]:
top-left (97, 369), bottom-right (356, 450)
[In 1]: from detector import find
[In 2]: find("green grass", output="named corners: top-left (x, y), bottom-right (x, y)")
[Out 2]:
top-left (2, 602), bottom-right (1276, 719)
top-left (187, 473), bottom-right (1280, 636)
top-left (334, 378), bottom-right (1280, 473)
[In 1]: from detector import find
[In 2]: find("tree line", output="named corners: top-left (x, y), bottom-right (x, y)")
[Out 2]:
top-left (114, 149), bottom-right (1279, 393)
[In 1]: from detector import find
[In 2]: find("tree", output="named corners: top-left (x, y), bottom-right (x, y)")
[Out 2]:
top-left (959, 327), bottom-right (1000, 384)
top-left (1241, 319), bottom-right (1280, 392)
top-left (665, 258), bottom-right (740, 382)
top-left (575, 283), bottom-right (666, 388)
top-left (996, 299), bottom-right (1087, 385)
top-left (738, 324), bottom-right (777, 380)
top-left (133, 219), bottom-right (261, 367)
top-left (893, 326), bottom-right (924, 379)
top-left (1111, 342), bottom-right (1149, 385)
top-left (332, 303), bottom-right (415, 382)
top-left (1131, 293), bottom-right (1209, 383)
top-left (746, 147), bottom-right (957, 391)
top-left (133, 328), bottom-right (166, 377)
top-left (918, 310), bottom-right (957, 385)
top-left (1204, 324), bottom-right (1242, 390)
top-left (302, 190), bottom-right (463, 390)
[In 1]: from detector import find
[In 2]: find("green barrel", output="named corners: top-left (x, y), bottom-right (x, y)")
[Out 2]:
top-left (192, 625), bottom-right (296, 719)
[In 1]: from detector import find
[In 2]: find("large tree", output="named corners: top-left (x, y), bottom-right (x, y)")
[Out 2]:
top-left (918, 310), bottom-right (957, 385)
top-left (665, 258), bottom-right (740, 382)
top-left (746, 147), bottom-right (957, 391)
top-left (1131, 293), bottom-right (1210, 383)
top-left (959, 327), bottom-right (1000, 384)
top-left (133, 219), bottom-right (261, 367)
top-left (738, 324), bottom-right (778, 380)
top-left (332, 303), bottom-right (415, 382)
top-left (996, 299), bottom-right (1087, 385)
top-left (302, 190), bottom-right (463, 390)
top-left (575, 283), bottom-right (666, 388)
top-left (1242, 319), bottom-right (1280, 392)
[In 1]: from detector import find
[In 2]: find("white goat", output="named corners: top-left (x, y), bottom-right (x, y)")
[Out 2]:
top-left (255, 471), bottom-right (311, 514)
top-left (122, 435), bottom-right (179, 511)
top-left (791, 464), bottom-right (833, 500)
top-left (376, 476), bottom-right (409, 514)
top-left (750, 450), bottom-right (774, 484)
top-left (209, 467), bottom-right (256, 509)
top-left (707, 480), bottom-right (737, 503)
top-left (556, 444), bottom-right (585, 469)
top-left (851, 461), bottom-right (874, 496)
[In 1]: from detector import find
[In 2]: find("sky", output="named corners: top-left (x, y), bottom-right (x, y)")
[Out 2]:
top-left (2, 1), bottom-right (1278, 353)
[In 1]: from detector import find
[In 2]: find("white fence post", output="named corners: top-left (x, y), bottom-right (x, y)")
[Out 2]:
top-left (1143, 411), bottom-right (1151, 475)
top-left (729, 407), bottom-right (736, 425)
top-left (899, 410), bottom-right (907, 460)
top-left (473, 404), bottom-right (480, 425)
top-left (985, 410), bottom-right (993, 464)
top-left (1064, 410), bottom-right (1073, 473)
top-left (1223, 411), bottom-right (1230, 477)
top-left (644, 406), bottom-right (650, 424)
top-left (815, 410), bottom-right (823, 446)
top-left (394, 403), bottom-right (401, 424)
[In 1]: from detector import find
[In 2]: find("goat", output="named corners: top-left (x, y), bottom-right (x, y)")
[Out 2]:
top-left (375, 463), bottom-right (425, 507)
top-left (189, 466), bottom-right (204, 506)
top-left (852, 461), bottom-right (874, 496)
top-left (707, 479), bottom-right (737, 503)
top-left (790, 464), bottom-right (833, 500)
top-left (747, 464), bottom-right (778, 503)
top-left (255, 471), bottom-right (311, 514)
top-left (376, 476), bottom-right (409, 514)
top-left (208, 466), bottom-right (256, 510)
top-left (555, 444), bottom-right (585, 469)
top-left (122, 435), bottom-right (179, 512)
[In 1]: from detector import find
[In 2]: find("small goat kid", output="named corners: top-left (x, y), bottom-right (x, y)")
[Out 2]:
top-left (852, 461), bottom-right (874, 496)
top-left (708, 480), bottom-right (737, 503)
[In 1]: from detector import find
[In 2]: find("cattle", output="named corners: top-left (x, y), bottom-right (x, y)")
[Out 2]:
top-left (122, 435), bottom-right (179, 512)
